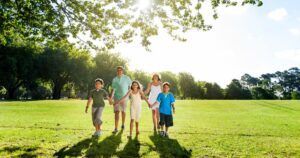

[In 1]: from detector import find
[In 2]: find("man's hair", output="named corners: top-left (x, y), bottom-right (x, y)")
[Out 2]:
top-left (117, 66), bottom-right (124, 70)
top-left (95, 78), bottom-right (104, 85)
top-left (162, 82), bottom-right (170, 87)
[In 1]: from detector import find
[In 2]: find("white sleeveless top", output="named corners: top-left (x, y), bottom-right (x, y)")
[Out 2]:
top-left (148, 84), bottom-right (162, 104)
top-left (130, 91), bottom-right (142, 108)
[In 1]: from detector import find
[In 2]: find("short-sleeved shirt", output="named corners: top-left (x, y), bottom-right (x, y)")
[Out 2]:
top-left (156, 92), bottom-right (175, 115)
top-left (112, 75), bottom-right (132, 100)
top-left (89, 89), bottom-right (108, 107)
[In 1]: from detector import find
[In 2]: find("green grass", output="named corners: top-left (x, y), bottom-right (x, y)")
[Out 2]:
top-left (0, 100), bottom-right (300, 157)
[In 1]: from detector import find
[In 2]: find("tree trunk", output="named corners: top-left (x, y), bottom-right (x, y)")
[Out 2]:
top-left (52, 81), bottom-right (63, 99)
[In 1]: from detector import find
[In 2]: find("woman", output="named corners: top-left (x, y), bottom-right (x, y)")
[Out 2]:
top-left (144, 73), bottom-right (162, 132)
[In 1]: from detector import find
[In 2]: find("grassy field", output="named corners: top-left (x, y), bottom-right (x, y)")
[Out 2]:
top-left (0, 100), bottom-right (300, 157)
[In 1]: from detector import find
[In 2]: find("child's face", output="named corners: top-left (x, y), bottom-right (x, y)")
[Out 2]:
top-left (132, 83), bottom-right (139, 91)
top-left (95, 81), bottom-right (103, 89)
top-left (163, 85), bottom-right (170, 93)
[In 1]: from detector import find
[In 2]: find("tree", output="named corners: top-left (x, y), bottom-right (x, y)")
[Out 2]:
top-left (0, 45), bottom-right (38, 99)
top-left (251, 87), bottom-right (276, 100)
top-left (0, 0), bottom-right (263, 50)
top-left (240, 73), bottom-right (259, 88)
top-left (178, 72), bottom-right (197, 99)
top-left (92, 52), bottom-right (128, 91)
top-left (128, 70), bottom-right (151, 90)
top-left (225, 79), bottom-right (252, 99)
top-left (291, 91), bottom-right (300, 100)
top-left (160, 71), bottom-right (179, 96)
top-left (203, 82), bottom-right (224, 99)
top-left (38, 43), bottom-right (92, 99)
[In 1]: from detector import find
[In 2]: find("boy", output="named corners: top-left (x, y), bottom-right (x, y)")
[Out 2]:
top-left (151, 82), bottom-right (175, 138)
top-left (86, 78), bottom-right (111, 137)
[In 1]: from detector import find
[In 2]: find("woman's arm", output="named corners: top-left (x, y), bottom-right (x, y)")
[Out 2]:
top-left (140, 90), bottom-right (151, 107)
top-left (144, 82), bottom-right (151, 95)
top-left (114, 90), bottom-right (131, 105)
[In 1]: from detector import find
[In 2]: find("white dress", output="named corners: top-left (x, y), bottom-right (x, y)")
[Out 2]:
top-left (130, 92), bottom-right (142, 122)
top-left (148, 84), bottom-right (162, 110)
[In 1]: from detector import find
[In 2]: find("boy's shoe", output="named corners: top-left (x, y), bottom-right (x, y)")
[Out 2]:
top-left (121, 125), bottom-right (125, 130)
top-left (164, 132), bottom-right (169, 138)
top-left (159, 131), bottom-right (165, 136)
top-left (112, 129), bottom-right (118, 134)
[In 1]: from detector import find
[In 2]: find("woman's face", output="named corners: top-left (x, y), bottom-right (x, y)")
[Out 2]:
top-left (132, 82), bottom-right (139, 90)
top-left (152, 75), bottom-right (159, 82)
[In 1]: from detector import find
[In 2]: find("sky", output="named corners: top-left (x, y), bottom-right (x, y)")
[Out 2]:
top-left (112, 0), bottom-right (300, 87)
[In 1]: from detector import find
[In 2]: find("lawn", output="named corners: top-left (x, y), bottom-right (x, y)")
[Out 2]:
top-left (0, 100), bottom-right (300, 157)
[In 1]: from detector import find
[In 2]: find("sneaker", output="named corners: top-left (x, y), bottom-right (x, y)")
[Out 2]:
top-left (97, 130), bottom-right (103, 136)
top-left (92, 131), bottom-right (98, 137)
top-left (165, 132), bottom-right (169, 138)
top-left (159, 131), bottom-right (165, 136)
top-left (112, 129), bottom-right (118, 134)
top-left (121, 125), bottom-right (125, 130)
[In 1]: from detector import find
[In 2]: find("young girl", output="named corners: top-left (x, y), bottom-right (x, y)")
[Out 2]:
top-left (114, 81), bottom-right (150, 138)
top-left (144, 74), bottom-right (162, 132)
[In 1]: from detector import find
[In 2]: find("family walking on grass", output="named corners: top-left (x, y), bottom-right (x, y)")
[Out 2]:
top-left (85, 66), bottom-right (176, 139)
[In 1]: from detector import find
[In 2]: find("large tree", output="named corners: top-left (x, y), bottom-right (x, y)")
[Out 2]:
top-left (0, 0), bottom-right (263, 50)
top-left (0, 45), bottom-right (38, 99)
top-left (38, 42), bottom-right (92, 99)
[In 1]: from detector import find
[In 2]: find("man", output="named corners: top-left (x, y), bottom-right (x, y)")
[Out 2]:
top-left (110, 66), bottom-right (132, 133)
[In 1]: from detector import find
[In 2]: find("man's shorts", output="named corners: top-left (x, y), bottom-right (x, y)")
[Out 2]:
top-left (114, 98), bottom-right (127, 112)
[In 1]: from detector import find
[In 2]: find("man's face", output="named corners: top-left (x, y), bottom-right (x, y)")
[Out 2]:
top-left (95, 81), bottom-right (102, 89)
top-left (163, 85), bottom-right (170, 93)
top-left (117, 68), bottom-right (123, 76)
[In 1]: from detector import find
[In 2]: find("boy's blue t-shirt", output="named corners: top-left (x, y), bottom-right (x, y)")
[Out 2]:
top-left (156, 92), bottom-right (175, 115)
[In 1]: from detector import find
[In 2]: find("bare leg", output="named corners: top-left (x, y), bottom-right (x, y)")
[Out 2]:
top-left (136, 122), bottom-right (139, 136)
top-left (115, 111), bottom-right (119, 130)
top-left (152, 110), bottom-right (157, 130)
top-left (156, 109), bottom-right (160, 129)
top-left (130, 119), bottom-right (134, 136)
top-left (121, 111), bottom-right (126, 127)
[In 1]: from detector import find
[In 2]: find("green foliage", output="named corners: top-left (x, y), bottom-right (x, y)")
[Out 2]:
top-left (291, 91), bottom-right (300, 100)
top-left (160, 71), bottom-right (179, 96)
top-left (0, 0), bottom-right (263, 50)
top-left (92, 52), bottom-right (128, 91)
top-left (128, 71), bottom-right (151, 90)
top-left (225, 79), bottom-right (252, 99)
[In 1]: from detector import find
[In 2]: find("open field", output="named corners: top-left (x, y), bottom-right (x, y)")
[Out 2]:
top-left (0, 100), bottom-right (300, 157)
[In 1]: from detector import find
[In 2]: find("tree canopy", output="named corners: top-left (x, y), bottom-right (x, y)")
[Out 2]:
top-left (1, 0), bottom-right (263, 50)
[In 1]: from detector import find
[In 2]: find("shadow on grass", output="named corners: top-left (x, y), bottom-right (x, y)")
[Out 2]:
top-left (149, 132), bottom-right (192, 158)
top-left (117, 137), bottom-right (141, 158)
top-left (0, 146), bottom-right (40, 157)
top-left (54, 130), bottom-right (123, 158)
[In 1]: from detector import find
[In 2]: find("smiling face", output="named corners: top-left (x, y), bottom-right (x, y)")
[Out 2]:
top-left (95, 81), bottom-right (103, 90)
top-left (117, 68), bottom-right (123, 76)
top-left (163, 84), bottom-right (170, 93)
top-left (131, 82), bottom-right (139, 91)
top-left (152, 75), bottom-right (160, 83)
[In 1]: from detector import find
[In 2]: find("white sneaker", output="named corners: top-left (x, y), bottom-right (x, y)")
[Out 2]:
top-left (92, 131), bottom-right (98, 137)
top-left (96, 130), bottom-right (102, 136)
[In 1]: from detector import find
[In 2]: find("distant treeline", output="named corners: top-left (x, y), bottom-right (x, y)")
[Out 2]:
top-left (1, 43), bottom-right (300, 100)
